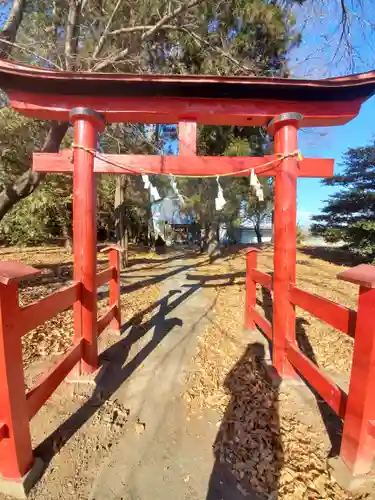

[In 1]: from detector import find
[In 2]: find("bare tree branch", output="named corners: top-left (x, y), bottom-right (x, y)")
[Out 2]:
top-left (140, 0), bottom-right (204, 40)
top-left (93, 47), bottom-right (130, 71)
top-left (0, 38), bottom-right (64, 69)
top-left (65, 0), bottom-right (82, 70)
top-left (0, 0), bottom-right (26, 59)
top-left (108, 24), bottom-right (183, 36)
top-left (93, 0), bottom-right (206, 71)
top-left (181, 28), bottom-right (256, 74)
top-left (92, 0), bottom-right (122, 59)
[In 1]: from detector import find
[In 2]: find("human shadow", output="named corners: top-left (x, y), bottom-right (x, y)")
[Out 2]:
top-left (33, 284), bottom-right (201, 472)
top-left (206, 343), bottom-right (282, 499)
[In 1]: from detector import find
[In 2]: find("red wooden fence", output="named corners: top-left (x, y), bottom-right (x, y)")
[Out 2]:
top-left (245, 248), bottom-right (375, 479)
top-left (0, 246), bottom-right (121, 480)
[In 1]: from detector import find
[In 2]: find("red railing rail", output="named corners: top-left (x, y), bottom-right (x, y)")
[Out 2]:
top-left (245, 248), bottom-right (272, 337)
top-left (0, 245), bottom-right (122, 481)
top-left (245, 249), bottom-right (375, 479)
top-left (289, 285), bottom-right (356, 338)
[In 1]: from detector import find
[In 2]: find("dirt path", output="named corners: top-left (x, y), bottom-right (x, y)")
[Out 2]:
top-left (89, 256), bottom-right (224, 500)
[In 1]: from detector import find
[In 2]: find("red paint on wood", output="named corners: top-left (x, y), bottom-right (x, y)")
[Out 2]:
top-left (368, 421), bottom-right (375, 440)
top-left (108, 249), bottom-right (121, 331)
top-left (97, 305), bottom-right (116, 336)
top-left (271, 117), bottom-right (299, 376)
top-left (252, 269), bottom-right (273, 291)
top-left (0, 282), bottom-right (34, 479)
top-left (289, 285), bottom-right (356, 338)
top-left (19, 283), bottom-right (79, 337)
top-left (72, 112), bottom-right (103, 374)
top-left (26, 342), bottom-right (82, 420)
top-left (100, 244), bottom-right (124, 254)
top-left (287, 342), bottom-right (347, 418)
top-left (33, 150), bottom-right (334, 179)
top-left (245, 250), bottom-right (258, 330)
top-left (0, 261), bottom-right (40, 285)
top-left (96, 267), bottom-right (114, 288)
top-left (338, 264), bottom-right (375, 289)
top-left (251, 307), bottom-right (272, 341)
top-left (179, 121), bottom-right (197, 156)
top-left (10, 91), bottom-right (361, 127)
top-left (340, 285), bottom-right (375, 475)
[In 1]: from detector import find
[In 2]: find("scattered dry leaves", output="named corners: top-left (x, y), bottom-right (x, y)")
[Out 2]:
top-left (0, 245), bottom-right (162, 369)
top-left (185, 246), bottom-right (366, 500)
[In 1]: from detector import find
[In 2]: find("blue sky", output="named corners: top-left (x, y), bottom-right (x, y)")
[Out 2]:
top-left (290, 1), bottom-right (375, 226)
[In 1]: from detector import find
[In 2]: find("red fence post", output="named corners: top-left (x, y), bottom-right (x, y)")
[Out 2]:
top-left (0, 280), bottom-right (34, 479)
top-left (101, 245), bottom-right (122, 332)
top-left (337, 265), bottom-right (375, 476)
top-left (245, 248), bottom-right (259, 330)
top-left (70, 108), bottom-right (105, 374)
top-left (268, 113), bottom-right (302, 377)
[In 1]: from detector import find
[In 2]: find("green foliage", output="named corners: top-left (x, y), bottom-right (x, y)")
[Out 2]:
top-left (0, 173), bottom-right (116, 245)
top-left (311, 141), bottom-right (375, 258)
top-left (0, 108), bottom-right (49, 187)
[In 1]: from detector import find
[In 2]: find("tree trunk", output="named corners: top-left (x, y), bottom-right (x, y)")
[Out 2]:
top-left (254, 224), bottom-right (263, 244)
top-left (0, 122), bottom-right (69, 221)
top-left (62, 223), bottom-right (73, 251)
top-left (58, 205), bottom-right (73, 251)
top-left (115, 175), bottom-right (129, 268)
top-left (207, 223), bottom-right (221, 262)
top-left (115, 177), bottom-right (123, 246)
top-left (0, 0), bottom-right (27, 59)
top-left (124, 226), bottom-right (129, 267)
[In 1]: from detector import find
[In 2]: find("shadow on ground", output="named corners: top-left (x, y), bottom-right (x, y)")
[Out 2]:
top-left (259, 286), bottom-right (343, 459)
top-left (34, 282), bottom-right (203, 474)
top-left (206, 342), bottom-right (282, 500)
top-left (299, 245), bottom-right (366, 267)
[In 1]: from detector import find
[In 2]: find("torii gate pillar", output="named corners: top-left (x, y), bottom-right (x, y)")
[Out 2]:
top-left (70, 108), bottom-right (105, 374)
top-left (268, 112), bottom-right (302, 376)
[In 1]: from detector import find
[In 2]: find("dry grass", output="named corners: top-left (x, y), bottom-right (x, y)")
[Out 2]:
top-left (185, 246), bottom-right (366, 500)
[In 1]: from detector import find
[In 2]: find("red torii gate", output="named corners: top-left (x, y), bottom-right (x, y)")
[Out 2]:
top-left (0, 59), bottom-right (375, 494)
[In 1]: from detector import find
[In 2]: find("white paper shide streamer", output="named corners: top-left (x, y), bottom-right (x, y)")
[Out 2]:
top-left (215, 176), bottom-right (226, 211)
top-left (250, 169), bottom-right (264, 202)
top-left (169, 175), bottom-right (185, 206)
top-left (142, 174), bottom-right (160, 201)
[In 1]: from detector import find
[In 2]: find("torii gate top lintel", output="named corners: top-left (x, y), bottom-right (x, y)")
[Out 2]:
top-left (1, 59), bottom-right (375, 127)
